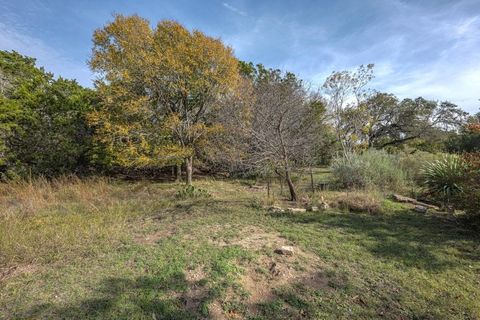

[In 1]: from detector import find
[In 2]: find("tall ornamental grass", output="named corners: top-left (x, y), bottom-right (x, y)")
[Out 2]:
top-left (331, 150), bottom-right (407, 192)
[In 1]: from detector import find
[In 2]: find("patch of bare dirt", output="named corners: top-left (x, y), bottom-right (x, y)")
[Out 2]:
top-left (181, 266), bottom-right (209, 313)
top-left (133, 228), bottom-right (175, 245)
top-left (209, 300), bottom-right (227, 320)
top-left (185, 265), bottom-right (206, 283)
top-left (209, 226), bottom-right (329, 317)
top-left (0, 264), bottom-right (38, 282)
top-left (210, 226), bottom-right (290, 250)
top-left (241, 252), bottom-right (327, 309)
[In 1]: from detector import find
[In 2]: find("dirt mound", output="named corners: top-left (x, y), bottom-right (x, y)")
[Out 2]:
top-left (241, 251), bottom-right (327, 311)
top-left (209, 226), bottom-right (328, 317)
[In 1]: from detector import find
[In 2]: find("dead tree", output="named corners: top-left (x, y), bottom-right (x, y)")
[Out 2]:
top-left (220, 70), bottom-right (322, 201)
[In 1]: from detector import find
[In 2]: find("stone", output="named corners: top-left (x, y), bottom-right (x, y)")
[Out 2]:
top-left (319, 202), bottom-right (329, 210)
top-left (287, 207), bottom-right (306, 213)
top-left (318, 196), bottom-right (330, 210)
top-left (308, 206), bottom-right (319, 212)
top-left (268, 206), bottom-right (285, 213)
top-left (414, 205), bottom-right (427, 213)
top-left (392, 194), bottom-right (439, 210)
top-left (274, 246), bottom-right (295, 256)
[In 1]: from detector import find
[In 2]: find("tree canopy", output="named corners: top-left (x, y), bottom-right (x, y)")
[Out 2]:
top-left (0, 50), bottom-right (94, 178)
top-left (0, 15), bottom-right (476, 192)
top-left (89, 15), bottom-right (240, 184)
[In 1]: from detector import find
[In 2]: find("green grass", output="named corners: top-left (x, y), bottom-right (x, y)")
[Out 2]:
top-left (1, 177), bottom-right (479, 319)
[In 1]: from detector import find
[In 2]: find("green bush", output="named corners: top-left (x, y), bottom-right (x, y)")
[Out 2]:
top-left (453, 153), bottom-right (480, 227)
top-left (330, 150), bottom-right (407, 191)
top-left (174, 185), bottom-right (212, 200)
top-left (330, 154), bottom-right (365, 189)
top-left (1, 51), bottom-right (96, 178)
top-left (421, 155), bottom-right (468, 206)
top-left (457, 183), bottom-right (480, 228)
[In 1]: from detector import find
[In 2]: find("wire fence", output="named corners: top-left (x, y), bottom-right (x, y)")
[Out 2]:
top-left (252, 167), bottom-right (333, 199)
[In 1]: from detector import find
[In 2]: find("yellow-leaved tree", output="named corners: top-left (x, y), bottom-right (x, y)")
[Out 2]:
top-left (89, 15), bottom-right (239, 184)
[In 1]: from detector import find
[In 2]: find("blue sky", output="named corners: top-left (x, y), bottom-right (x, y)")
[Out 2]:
top-left (1, 0), bottom-right (479, 113)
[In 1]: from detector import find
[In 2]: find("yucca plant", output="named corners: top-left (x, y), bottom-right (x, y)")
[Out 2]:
top-left (421, 155), bottom-right (469, 208)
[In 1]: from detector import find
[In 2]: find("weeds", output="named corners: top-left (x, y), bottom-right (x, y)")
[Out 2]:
top-left (329, 190), bottom-right (383, 214)
top-left (175, 185), bottom-right (212, 200)
top-left (1, 178), bottom-right (479, 319)
top-left (0, 176), bottom-right (174, 267)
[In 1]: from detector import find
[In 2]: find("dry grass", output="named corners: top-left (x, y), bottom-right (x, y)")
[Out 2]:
top-left (326, 190), bottom-right (383, 214)
top-left (0, 178), bottom-right (479, 319)
top-left (0, 176), bottom-right (175, 268)
top-left (0, 175), bottom-right (114, 218)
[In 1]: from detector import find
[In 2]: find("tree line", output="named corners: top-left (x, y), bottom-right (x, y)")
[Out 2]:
top-left (1, 14), bottom-right (478, 202)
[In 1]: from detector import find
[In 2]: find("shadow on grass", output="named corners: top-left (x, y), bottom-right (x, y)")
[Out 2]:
top-left (22, 273), bottom-right (204, 320)
top-left (270, 209), bottom-right (480, 272)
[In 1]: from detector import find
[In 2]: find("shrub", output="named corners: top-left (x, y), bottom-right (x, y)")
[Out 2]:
top-left (419, 153), bottom-right (480, 228)
top-left (445, 123), bottom-right (480, 153)
top-left (457, 153), bottom-right (480, 227)
top-left (248, 197), bottom-right (264, 209)
top-left (330, 150), bottom-right (407, 191)
top-left (330, 154), bottom-right (366, 189)
top-left (421, 154), bottom-right (468, 207)
top-left (457, 184), bottom-right (480, 228)
top-left (174, 185), bottom-right (212, 200)
top-left (462, 152), bottom-right (480, 169)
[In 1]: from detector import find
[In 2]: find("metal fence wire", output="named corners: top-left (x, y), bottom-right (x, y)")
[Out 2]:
top-left (255, 167), bottom-right (332, 199)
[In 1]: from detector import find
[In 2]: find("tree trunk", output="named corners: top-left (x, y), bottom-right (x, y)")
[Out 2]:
top-left (285, 169), bottom-right (298, 202)
top-left (175, 163), bottom-right (182, 182)
top-left (185, 156), bottom-right (193, 186)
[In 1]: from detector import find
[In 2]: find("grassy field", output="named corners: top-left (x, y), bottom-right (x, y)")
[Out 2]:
top-left (1, 176), bottom-right (479, 319)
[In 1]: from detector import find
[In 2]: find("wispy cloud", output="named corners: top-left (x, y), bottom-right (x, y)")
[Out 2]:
top-left (0, 20), bottom-right (92, 87)
top-left (221, 0), bottom-right (480, 113)
top-left (222, 3), bottom-right (247, 17)
top-left (1, 0), bottom-right (478, 113)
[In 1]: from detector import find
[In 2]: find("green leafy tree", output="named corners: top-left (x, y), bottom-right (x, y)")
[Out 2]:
top-left (445, 117), bottom-right (480, 153)
top-left (356, 93), bottom-right (468, 150)
top-left (0, 50), bottom-right (95, 178)
top-left (89, 15), bottom-right (240, 185)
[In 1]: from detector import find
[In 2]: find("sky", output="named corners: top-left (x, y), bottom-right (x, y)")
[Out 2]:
top-left (0, 0), bottom-right (479, 114)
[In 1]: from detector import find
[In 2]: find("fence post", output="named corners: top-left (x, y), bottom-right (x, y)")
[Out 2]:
top-left (310, 167), bottom-right (315, 193)
top-left (279, 175), bottom-right (283, 196)
top-left (267, 176), bottom-right (271, 198)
